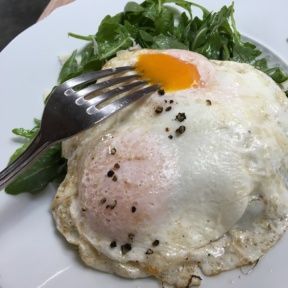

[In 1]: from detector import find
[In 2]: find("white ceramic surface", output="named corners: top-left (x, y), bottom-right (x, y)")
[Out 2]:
top-left (0, 1), bottom-right (287, 287)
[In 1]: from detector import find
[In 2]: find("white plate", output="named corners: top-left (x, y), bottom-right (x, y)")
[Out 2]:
top-left (0, 1), bottom-right (287, 287)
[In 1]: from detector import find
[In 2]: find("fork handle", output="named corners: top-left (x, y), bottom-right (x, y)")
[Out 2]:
top-left (0, 133), bottom-right (50, 191)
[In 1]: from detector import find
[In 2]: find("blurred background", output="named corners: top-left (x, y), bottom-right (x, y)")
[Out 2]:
top-left (0, 0), bottom-right (50, 51)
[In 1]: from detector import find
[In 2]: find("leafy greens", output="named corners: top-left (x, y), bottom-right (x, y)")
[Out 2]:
top-left (5, 119), bottom-right (66, 195)
top-left (5, 0), bottom-right (288, 195)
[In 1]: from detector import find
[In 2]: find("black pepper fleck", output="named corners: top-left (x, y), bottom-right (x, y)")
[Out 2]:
top-left (168, 135), bottom-right (173, 139)
top-left (107, 170), bottom-right (114, 177)
top-left (175, 112), bottom-right (186, 122)
top-left (121, 243), bottom-right (132, 255)
top-left (110, 241), bottom-right (117, 248)
top-left (131, 206), bottom-right (137, 213)
top-left (110, 147), bottom-right (117, 155)
top-left (165, 106), bottom-right (172, 112)
top-left (169, 100), bottom-right (174, 104)
top-left (155, 106), bottom-right (163, 114)
top-left (112, 175), bottom-right (118, 182)
top-left (164, 100), bottom-right (168, 103)
top-left (114, 163), bottom-right (120, 169)
top-left (100, 198), bottom-right (107, 205)
top-left (146, 249), bottom-right (154, 255)
top-left (176, 125), bottom-right (186, 135)
top-left (128, 233), bottom-right (135, 241)
top-left (152, 240), bottom-right (160, 247)
top-left (81, 207), bottom-right (87, 212)
top-left (206, 99), bottom-right (212, 106)
top-left (158, 89), bottom-right (165, 96)
top-left (165, 127), bottom-right (169, 132)
top-left (106, 200), bottom-right (117, 209)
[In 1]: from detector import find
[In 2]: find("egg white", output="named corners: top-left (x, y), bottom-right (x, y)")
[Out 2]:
top-left (52, 49), bottom-right (288, 287)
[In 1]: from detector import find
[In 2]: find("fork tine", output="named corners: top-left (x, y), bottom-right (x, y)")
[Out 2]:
top-left (88, 80), bottom-right (148, 107)
top-left (91, 84), bottom-right (160, 123)
top-left (63, 66), bottom-right (134, 88)
top-left (76, 75), bottom-right (140, 99)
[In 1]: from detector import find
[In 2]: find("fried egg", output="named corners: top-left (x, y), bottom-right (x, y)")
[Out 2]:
top-left (52, 49), bottom-right (288, 287)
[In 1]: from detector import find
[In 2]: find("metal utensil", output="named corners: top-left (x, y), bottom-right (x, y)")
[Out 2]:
top-left (0, 66), bottom-right (159, 190)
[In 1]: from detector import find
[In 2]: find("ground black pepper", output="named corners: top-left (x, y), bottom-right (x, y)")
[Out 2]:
top-left (110, 147), bottom-right (117, 155)
top-left (165, 127), bottom-right (169, 132)
top-left (175, 112), bottom-right (186, 122)
top-left (106, 200), bottom-right (117, 209)
top-left (169, 100), bottom-right (174, 104)
top-left (176, 125), bottom-right (186, 135)
top-left (112, 175), bottom-right (117, 182)
top-left (110, 241), bottom-right (117, 248)
top-left (152, 240), bottom-right (160, 247)
top-left (168, 135), bottom-right (173, 139)
top-left (131, 206), bottom-right (137, 213)
top-left (146, 249), bottom-right (154, 255)
top-left (165, 106), bottom-right (172, 111)
top-left (107, 170), bottom-right (114, 177)
top-left (121, 243), bottom-right (132, 255)
top-left (128, 233), bottom-right (135, 241)
top-left (155, 106), bottom-right (163, 114)
top-left (100, 198), bottom-right (107, 205)
top-left (114, 163), bottom-right (120, 169)
top-left (206, 99), bottom-right (212, 106)
top-left (158, 89), bottom-right (165, 96)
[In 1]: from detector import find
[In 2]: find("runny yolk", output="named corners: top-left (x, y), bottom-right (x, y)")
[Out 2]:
top-left (135, 53), bottom-right (200, 91)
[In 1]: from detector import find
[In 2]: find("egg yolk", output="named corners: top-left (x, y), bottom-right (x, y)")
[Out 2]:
top-left (135, 53), bottom-right (200, 91)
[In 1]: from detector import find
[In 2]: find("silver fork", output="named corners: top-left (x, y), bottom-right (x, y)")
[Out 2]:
top-left (0, 66), bottom-right (159, 190)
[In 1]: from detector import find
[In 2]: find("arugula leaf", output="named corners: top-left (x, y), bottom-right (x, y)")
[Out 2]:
top-left (162, 0), bottom-right (209, 18)
top-left (9, 119), bottom-right (40, 162)
top-left (155, 7), bottom-right (174, 34)
top-left (63, 0), bottom-right (287, 85)
top-left (12, 127), bottom-right (38, 140)
top-left (96, 14), bottom-right (123, 42)
top-left (152, 34), bottom-right (188, 49)
top-left (5, 120), bottom-right (67, 195)
top-left (98, 30), bottom-right (133, 60)
top-left (7, 0), bottom-right (288, 195)
top-left (58, 50), bottom-right (79, 83)
top-left (265, 67), bottom-right (288, 83)
top-left (124, 2), bottom-right (145, 13)
top-left (6, 144), bottom-right (66, 195)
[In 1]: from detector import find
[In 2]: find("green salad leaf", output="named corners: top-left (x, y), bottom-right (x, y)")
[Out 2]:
top-left (58, 0), bottom-right (288, 85)
top-left (58, 50), bottom-right (79, 83)
top-left (5, 119), bottom-right (67, 195)
top-left (6, 0), bottom-right (288, 194)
